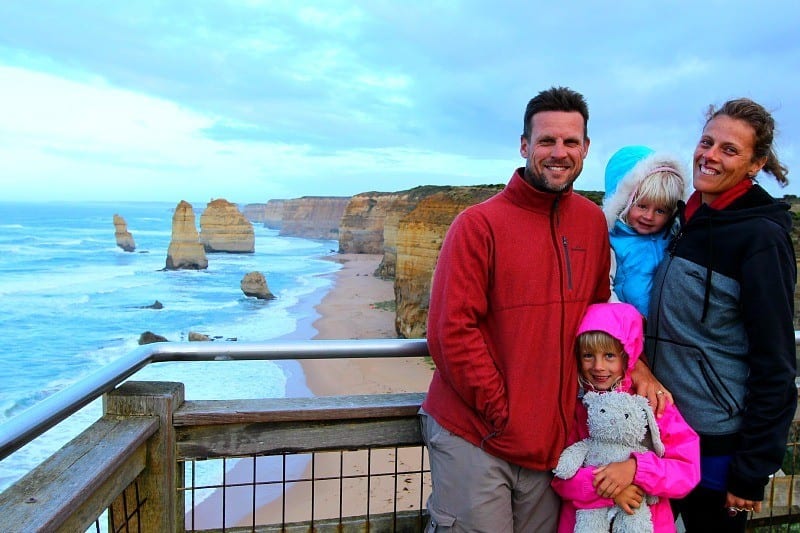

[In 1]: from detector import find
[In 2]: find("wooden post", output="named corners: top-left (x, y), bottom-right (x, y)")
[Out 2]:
top-left (104, 381), bottom-right (185, 533)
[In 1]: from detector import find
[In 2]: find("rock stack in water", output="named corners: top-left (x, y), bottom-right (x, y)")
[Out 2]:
top-left (241, 271), bottom-right (275, 300)
top-left (113, 214), bottom-right (136, 252)
top-left (165, 200), bottom-right (208, 270)
top-left (199, 198), bottom-right (255, 253)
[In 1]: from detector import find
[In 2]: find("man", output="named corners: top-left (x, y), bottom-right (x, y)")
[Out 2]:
top-left (420, 87), bottom-right (664, 532)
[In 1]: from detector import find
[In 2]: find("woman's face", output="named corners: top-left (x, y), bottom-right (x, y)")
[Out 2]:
top-left (693, 115), bottom-right (766, 204)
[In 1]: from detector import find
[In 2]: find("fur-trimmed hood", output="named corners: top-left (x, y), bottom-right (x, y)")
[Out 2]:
top-left (602, 147), bottom-right (689, 230)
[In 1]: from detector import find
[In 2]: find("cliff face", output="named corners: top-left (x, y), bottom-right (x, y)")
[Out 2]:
top-left (165, 201), bottom-right (208, 270)
top-left (113, 214), bottom-right (135, 252)
top-left (374, 186), bottom-right (452, 278)
top-left (394, 186), bottom-right (503, 338)
top-left (338, 192), bottom-right (405, 255)
top-left (243, 200), bottom-right (286, 229)
top-left (280, 197), bottom-right (349, 239)
top-left (199, 199), bottom-right (255, 253)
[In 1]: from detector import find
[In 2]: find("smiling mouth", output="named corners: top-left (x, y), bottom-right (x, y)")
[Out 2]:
top-left (699, 164), bottom-right (719, 176)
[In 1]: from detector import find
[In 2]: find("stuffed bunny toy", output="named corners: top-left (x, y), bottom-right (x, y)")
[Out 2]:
top-left (553, 391), bottom-right (665, 533)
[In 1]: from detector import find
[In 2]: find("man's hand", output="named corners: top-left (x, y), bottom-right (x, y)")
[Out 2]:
top-left (630, 359), bottom-right (672, 417)
top-left (593, 458), bottom-right (636, 498)
top-left (614, 484), bottom-right (645, 515)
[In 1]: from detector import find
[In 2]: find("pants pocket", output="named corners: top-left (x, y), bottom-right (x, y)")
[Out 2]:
top-left (426, 506), bottom-right (456, 531)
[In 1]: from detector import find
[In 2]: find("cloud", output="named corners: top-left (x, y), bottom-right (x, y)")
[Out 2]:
top-left (0, 0), bottom-right (798, 201)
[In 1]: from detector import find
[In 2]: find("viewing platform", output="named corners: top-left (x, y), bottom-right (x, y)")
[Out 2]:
top-left (1, 339), bottom-right (799, 532)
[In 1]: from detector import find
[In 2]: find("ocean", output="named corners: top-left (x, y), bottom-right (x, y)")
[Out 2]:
top-left (0, 201), bottom-right (341, 493)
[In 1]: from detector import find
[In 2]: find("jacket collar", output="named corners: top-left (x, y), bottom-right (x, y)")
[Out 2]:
top-left (503, 168), bottom-right (573, 214)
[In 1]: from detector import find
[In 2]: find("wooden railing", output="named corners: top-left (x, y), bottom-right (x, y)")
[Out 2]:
top-left (1, 339), bottom-right (799, 532)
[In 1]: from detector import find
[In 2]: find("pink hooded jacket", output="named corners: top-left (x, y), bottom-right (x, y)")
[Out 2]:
top-left (551, 303), bottom-right (700, 532)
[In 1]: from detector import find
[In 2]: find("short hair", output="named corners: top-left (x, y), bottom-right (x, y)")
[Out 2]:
top-left (576, 330), bottom-right (627, 364)
top-left (522, 86), bottom-right (589, 140)
top-left (706, 98), bottom-right (788, 185)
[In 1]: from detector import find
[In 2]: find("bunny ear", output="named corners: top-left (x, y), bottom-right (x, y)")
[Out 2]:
top-left (582, 390), bottom-right (600, 407)
top-left (643, 401), bottom-right (665, 457)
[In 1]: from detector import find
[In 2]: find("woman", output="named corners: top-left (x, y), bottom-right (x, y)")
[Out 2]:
top-left (646, 98), bottom-right (797, 531)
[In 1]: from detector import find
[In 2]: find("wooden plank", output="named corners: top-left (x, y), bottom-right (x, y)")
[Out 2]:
top-left (176, 417), bottom-right (423, 459)
top-left (173, 393), bottom-right (425, 426)
top-left (0, 415), bottom-right (158, 532)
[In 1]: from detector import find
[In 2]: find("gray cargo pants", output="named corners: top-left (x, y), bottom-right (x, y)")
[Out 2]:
top-left (420, 409), bottom-right (559, 532)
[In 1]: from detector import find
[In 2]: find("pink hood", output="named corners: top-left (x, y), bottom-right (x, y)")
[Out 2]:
top-left (576, 303), bottom-right (643, 389)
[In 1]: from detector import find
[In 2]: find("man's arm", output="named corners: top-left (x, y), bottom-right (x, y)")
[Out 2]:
top-left (426, 212), bottom-right (508, 431)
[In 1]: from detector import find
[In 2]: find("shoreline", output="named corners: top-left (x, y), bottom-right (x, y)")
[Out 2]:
top-left (190, 253), bottom-right (433, 529)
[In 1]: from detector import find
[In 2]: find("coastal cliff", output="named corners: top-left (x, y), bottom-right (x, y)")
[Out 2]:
top-left (338, 187), bottom-right (454, 269)
top-left (394, 186), bottom-right (503, 338)
top-left (280, 197), bottom-right (349, 239)
top-left (338, 192), bottom-right (404, 255)
top-left (199, 198), bottom-right (255, 253)
top-left (165, 200), bottom-right (208, 270)
top-left (243, 200), bottom-right (285, 229)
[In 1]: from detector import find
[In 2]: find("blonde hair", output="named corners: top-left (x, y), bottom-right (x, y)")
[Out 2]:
top-left (576, 330), bottom-right (626, 361)
top-left (620, 167), bottom-right (685, 225)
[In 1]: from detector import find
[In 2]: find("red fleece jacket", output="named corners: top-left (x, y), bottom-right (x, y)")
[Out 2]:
top-left (422, 169), bottom-right (611, 470)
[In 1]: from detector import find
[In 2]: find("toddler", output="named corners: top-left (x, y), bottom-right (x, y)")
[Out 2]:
top-left (602, 146), bottom-right (688, 317)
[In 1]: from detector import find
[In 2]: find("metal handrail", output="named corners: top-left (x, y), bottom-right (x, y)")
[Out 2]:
top-left (5, 331), bottom-right (800, 462)
top-left (0, 338), bottom-right (429, 461)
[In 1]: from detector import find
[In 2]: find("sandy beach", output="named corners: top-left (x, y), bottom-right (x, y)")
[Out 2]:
top-left (190, 254), bottom-right (433, 529)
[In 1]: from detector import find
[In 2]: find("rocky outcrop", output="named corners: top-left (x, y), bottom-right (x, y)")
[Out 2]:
top-left (165, 200), bottom-right (208, 270)
top-left (394, 186), bottom-right (503, 338)
top-left (279, 197), bottom-right (349, 239)
top-left (188, 331), bottom-right (211, 341)
top-left (113, 214), bottom-right (136, 252)
top-left (241, 271), bottom-right (275, 300)
top-left (139, 331), bottom-right (168, 345)
top-left (199, 198), bottom-right (255, 253)
top-left (242, 200), bottom-right (286, 229)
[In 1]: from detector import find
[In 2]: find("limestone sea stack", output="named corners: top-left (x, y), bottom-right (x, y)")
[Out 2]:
top-left (240, 271), bottom-right (275, 300)
top-left (165, 200), bottom-right (208, 270)
top-left (113, 214), bottom-right (136, 252)
top-left (199, 198), bottom-right (255, 253)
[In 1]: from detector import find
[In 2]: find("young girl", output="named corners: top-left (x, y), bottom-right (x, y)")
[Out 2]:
top-left (602, 146), bottom-right (688, 317)
top-left (552, 302), bottom-right (700, 532)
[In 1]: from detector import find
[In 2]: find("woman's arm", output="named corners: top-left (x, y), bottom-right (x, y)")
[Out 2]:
top-left (630, 404), bottom-right (700, 498)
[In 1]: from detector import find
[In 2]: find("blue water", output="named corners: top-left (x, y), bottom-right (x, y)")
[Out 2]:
top-left (0, 201), bottom-right (341, 492)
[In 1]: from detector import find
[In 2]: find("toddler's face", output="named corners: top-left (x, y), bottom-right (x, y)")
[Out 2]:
top-left (627, 200), bottom-right (670, 235)
top-left (580, 349), bottom-right (625, 391)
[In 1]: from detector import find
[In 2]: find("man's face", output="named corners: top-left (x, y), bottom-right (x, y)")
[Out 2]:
top-left (519, 111), bottom-right (589, 193)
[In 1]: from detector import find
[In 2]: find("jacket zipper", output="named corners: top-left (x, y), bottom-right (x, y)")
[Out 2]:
top-left (550, 195), bottom-right (569, 435)
top-left (561, 236), bottom-right (573, 290)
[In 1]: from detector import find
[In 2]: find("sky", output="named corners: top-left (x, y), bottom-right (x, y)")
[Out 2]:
top-left (0, 1), bottom-right (798, 204)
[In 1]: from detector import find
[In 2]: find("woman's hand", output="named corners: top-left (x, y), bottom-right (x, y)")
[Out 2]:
top-left (725, 492), bottom-right (762, 515)
top-left (614, 484), bottom-right (645, 515)
top-left (630, 359), bottom-right (673, 417)
top-left (592, 458), bottom-right (637, 498)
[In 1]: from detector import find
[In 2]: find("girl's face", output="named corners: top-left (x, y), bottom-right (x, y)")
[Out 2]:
top-left (626, 199), bottom-right (670, 235)
top-left (580, 349), bottom-right (625, 391)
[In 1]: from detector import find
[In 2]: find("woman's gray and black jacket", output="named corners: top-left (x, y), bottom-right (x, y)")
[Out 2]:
top-left (646, 184), bottom-right (797, 501)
